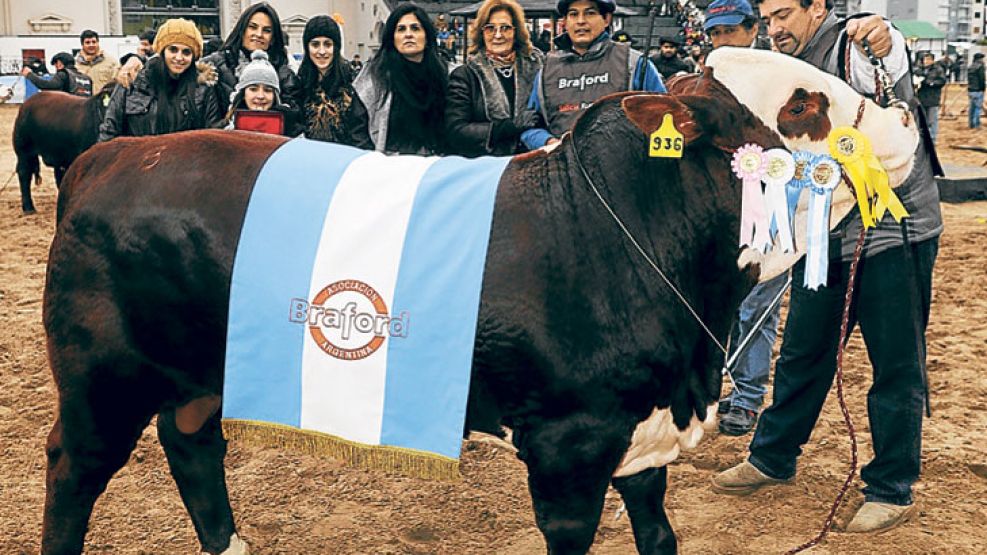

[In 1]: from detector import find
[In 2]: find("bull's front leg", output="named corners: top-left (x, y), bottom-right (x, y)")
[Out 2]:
top-left (612, 466), bottom-right (676, 554)
top-left (515, 413), bottom-right (631, 555)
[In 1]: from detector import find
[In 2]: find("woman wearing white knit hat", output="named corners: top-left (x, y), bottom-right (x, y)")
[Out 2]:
top-left (99, 18), bottom-right (222, 141)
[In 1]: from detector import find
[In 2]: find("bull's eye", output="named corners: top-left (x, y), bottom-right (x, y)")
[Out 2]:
top-left (790, 102), bottom-right (806, 116)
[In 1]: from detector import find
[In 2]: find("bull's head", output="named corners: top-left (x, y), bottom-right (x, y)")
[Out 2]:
top-left (705, 47), bottom-right (919, 279)
top-left (632, 48), bottom-right (916, 281)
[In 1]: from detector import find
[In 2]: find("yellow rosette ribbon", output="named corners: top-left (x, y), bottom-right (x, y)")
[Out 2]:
top-left (827, 126), bottom-right (908, 228)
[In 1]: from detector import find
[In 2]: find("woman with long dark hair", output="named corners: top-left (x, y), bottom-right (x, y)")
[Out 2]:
top-left (99, 18), bottom-right (221, 141)
top-left (445, 0), bottom-right (543, 157)
top-left (296, 15), bottom-right (372, 148)
top-left (202, 2), bottom-right (301, 116)
top-left (353, 3), bottom-right (448, 155)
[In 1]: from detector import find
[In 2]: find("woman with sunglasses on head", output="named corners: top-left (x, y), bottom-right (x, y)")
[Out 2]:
top-left (353, 3), bottom-right (448, 155)
top-left (99, 18), bottom-right (222, 141)
top-left (297, 15), bottom-right (373, 148)
top-left (446, 0), bottom-right (543, 157)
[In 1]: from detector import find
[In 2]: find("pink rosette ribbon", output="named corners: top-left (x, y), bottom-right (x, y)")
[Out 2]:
top-left (731, 144), bottom-right (770, 252)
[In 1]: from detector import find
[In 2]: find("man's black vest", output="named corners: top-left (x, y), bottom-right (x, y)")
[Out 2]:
top-left (64, 67), bottom-right (93, 97)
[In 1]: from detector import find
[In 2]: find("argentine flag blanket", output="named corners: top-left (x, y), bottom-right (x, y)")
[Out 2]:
top-left (222, 138), bottom-right (509, 479)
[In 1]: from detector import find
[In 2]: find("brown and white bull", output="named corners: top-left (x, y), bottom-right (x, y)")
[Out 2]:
top-left (40, 49), bottom-right (918, 554)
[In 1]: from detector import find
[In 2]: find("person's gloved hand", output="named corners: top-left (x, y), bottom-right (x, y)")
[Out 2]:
top-left (491, 119), bottom-right (523, 143)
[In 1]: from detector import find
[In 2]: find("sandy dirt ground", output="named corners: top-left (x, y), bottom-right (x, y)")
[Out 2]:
top-left (1, 91), bottom-right (986, 554)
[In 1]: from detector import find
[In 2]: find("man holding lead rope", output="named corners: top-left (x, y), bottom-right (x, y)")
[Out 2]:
top-left (712, 0), bottom-right (943, 534)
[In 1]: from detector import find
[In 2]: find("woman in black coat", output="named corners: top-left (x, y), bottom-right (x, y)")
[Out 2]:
top-left (353, 3), bottom-right (448, 155)
top-left (202, 2), bottom-right (301, 117)
top-left (445, 0), bottom-right (543, 157)
top-left (99, 18), bottom-right (222, 141)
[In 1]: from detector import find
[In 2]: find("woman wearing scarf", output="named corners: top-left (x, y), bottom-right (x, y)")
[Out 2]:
top-left (99, 18), bottom-right (222, 141)
top-left (353, 3), bottom-right (448, 155)
top-left (297, 15), bottom-right (373, 148)
top-left (202, 2), bottom-right (301, 117)
top-left (445, 0), bottom-right (543, 157)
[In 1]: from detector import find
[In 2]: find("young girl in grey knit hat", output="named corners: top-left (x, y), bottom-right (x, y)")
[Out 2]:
top-left (224, 50), bottom-right (301, 135)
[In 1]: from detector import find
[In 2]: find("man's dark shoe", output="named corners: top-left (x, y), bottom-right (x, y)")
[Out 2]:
top-left (718, 398), bottom-right (731, 414)
top-left (719, 406), bottom-right (758, 436)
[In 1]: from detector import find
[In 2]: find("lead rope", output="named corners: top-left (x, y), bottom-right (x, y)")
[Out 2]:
top-left (785, 81), bottom-right (874, 555)
top-left (786, 197), bottom-right (866, 555)
top-left (569, 138), bottom-right (728, 356)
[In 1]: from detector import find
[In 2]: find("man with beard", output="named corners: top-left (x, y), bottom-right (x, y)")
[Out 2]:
top-left (712, 0), bottom-right (943, 535)
top-left (649, 36), bottom-right (691, 80)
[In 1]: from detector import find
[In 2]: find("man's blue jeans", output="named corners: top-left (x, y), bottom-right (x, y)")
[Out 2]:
top-left (726, 272), bottom-right (787, 411)
top-left (923, 105), bottom-right (939, 141)
top-left (748, 238), bottom-right (938, 506)
top-left (969, 91), bottom-right (984, 128)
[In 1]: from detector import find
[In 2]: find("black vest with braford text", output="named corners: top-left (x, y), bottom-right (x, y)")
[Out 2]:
top-left (540, 40), bottom-right (631, 136)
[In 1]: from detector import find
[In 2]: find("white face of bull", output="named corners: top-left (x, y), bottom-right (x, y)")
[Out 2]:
top-left (704, 47), bottom-right (920, 280)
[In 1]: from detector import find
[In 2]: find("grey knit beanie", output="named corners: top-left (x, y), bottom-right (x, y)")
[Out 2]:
top-left (235, 50), bottom-right (280, 95)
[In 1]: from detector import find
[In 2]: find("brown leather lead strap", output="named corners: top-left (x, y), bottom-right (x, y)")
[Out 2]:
top-left (786, 223), bottom-right (867, 554)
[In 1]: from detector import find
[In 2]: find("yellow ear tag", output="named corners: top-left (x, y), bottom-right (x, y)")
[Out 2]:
top-left (648, 113), bottom-right (684, 158)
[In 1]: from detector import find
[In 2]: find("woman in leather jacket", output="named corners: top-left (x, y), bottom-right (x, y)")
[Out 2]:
top-left (201, 2), bottom-right (301, 117)
top-left (99, 18), bottom-right (222, 141)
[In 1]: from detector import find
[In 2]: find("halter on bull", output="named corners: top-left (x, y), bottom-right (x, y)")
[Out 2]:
top-left (40, 49), bottom-right (918, 554)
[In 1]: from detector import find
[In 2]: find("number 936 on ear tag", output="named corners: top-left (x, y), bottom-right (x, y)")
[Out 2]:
top-left (648, 113), bottom-right (684, 158)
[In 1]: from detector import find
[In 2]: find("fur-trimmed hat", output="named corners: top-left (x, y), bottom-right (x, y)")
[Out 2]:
top-left (153, 18), bottom-right (204, 59)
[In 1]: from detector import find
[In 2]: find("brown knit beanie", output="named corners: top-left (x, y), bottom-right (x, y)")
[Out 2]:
top-left (153, 18), bottom-right (204, 59)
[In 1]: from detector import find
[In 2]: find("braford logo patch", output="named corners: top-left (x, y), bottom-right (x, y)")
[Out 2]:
top-left (289, 279), bottom-right (409, 360)
top-left (558, 72), bottom-right (610, 91)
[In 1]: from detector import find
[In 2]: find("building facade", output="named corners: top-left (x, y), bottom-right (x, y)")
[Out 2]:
top-left (0, 0), bottom-right (391, 73)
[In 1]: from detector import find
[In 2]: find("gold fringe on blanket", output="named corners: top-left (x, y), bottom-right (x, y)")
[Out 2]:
top-left (221, 419), bottom-right (461, 482)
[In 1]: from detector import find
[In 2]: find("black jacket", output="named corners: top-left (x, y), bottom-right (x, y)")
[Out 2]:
top-left (445, 52), bottom-right (542, 157)
top-left (203, 48), bottom-right (302, 115)
top-left (24, 67), bottom-right (92, 96)
top-left (915, 62), bottom-right (947, 107)
top-left (969, 60), bottom-right (986, 93)
top-left (99, 59), bottom-right (223, 142)
top-left (650, 54), bottom-right (691, 80)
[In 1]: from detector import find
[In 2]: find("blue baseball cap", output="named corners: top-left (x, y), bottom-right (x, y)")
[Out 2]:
top-left (703, 0), bottom-right (755, 32)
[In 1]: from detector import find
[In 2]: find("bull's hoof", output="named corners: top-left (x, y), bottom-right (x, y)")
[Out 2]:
top-left (22, 208), bottom-right (37, 215)
top-left (202, 533), bottom-right (249, 555)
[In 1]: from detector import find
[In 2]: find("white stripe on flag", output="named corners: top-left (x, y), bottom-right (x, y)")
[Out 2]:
top-left (300, 152), bottom-right (438, 444)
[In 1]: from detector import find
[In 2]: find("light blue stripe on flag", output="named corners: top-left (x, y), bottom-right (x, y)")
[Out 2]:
top-left (224, 139), bottom-right (364, 426)
top-left (380, 155), bottom-right (508, 458)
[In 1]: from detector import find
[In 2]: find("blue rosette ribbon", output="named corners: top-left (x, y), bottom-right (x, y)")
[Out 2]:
top-left (803, 154), bottom-right (842, 290)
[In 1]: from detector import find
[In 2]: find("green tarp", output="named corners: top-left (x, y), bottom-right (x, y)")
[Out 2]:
top-left (893, 20), bottom-right (946, 40)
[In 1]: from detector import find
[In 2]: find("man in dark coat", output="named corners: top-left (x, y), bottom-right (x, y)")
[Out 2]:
top-left (649, 37), bottom-right (691, 80)
top-left (968, 52), bottom-right (985, 129)
top-left (20, 52), bottom-right (93, 96)
top-left (914, 52), bottom-right (946, 140)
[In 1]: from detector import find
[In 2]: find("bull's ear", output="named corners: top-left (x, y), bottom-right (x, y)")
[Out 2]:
top-left (621, 94), bottom-right (703, 145)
